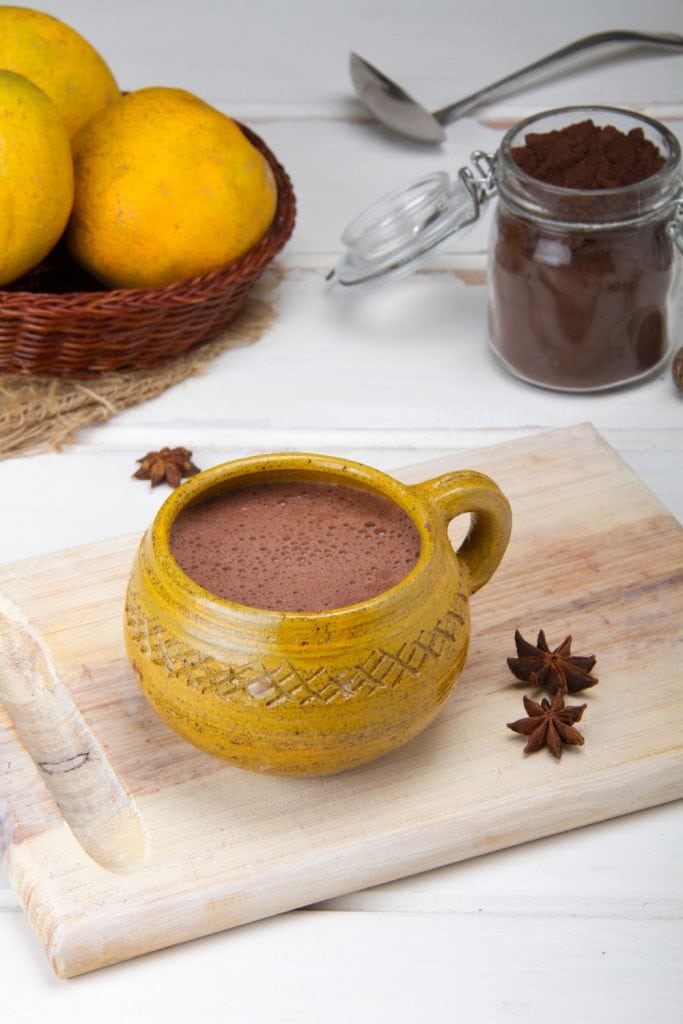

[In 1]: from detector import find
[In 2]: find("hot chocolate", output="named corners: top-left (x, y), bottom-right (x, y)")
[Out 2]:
top-left (169, 480), bottom-right (421, 612)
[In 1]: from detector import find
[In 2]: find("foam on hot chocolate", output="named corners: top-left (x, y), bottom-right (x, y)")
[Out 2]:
top-left (169, 480), bottom-right (421, 612)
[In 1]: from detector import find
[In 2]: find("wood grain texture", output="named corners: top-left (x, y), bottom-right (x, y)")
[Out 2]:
top-left (0, 423), bottom-right (681, 977)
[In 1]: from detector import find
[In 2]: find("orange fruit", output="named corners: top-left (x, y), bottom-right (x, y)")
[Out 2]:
top-left (0, 70), bottom-right (74, 286)
top-left (66, 87), bottom-right (278, 289)
top-left (0, 6), bottom-right (119, 138)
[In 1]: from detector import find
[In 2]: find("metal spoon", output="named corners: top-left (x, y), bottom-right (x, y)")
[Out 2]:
top-left (350, 30), bottom-right (683, 144)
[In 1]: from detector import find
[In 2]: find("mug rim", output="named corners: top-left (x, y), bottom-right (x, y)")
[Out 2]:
top-left (148, 451), bottom-right (440, 622)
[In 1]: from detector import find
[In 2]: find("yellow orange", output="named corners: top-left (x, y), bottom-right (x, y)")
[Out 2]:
top-left (66, 87), bottom-right (278, 289)
top-left (0, 70), bottom-right (74, 287)
top-left (0, 6), bottom-right (119, 139)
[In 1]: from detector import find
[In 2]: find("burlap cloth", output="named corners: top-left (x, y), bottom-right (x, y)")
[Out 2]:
top-left (0, 289), bottom-right (276, 460)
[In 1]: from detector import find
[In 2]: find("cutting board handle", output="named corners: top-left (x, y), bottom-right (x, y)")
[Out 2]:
top-left (411, 470), bottom-right (512, 593)
top-left (0, 595), bottom-right (148, 873)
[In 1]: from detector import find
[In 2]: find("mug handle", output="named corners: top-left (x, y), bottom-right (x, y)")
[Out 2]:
top-left (410, 471), bottom-right (512, 594)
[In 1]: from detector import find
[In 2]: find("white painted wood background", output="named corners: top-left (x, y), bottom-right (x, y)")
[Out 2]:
top-left (0, 0), bottom-right (681, 1019)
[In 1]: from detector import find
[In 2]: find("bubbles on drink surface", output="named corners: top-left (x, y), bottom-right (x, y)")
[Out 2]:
top-left (170, 481), bottom-right (421, 612)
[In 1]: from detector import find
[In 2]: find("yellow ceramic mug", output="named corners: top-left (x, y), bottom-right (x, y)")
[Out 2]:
top-left (125, 453), bottom-right (511, 775)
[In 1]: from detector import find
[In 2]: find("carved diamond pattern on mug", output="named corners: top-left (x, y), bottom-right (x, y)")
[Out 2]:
top-left (247, 663), bottom-right (333, 707)
top-left (125, 588), bottom-right (467, 707)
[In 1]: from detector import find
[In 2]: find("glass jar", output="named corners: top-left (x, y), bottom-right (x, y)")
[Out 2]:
top-left (333, 105), bottom-right (682, 393)
top-left (488, 107), bottom-right (682, 391)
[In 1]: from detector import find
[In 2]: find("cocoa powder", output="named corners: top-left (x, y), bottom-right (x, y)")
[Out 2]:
top-left (511, 119), bottom-right (666, 189)
top-left (489, 116), bottom-right (675, 390)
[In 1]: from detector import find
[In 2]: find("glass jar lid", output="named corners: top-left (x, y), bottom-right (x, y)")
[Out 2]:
top-left (332, 154), bottom-right (497, 287)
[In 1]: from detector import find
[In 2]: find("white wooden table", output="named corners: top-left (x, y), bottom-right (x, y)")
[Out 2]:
top-left (1, 1), bottom-right (681, 1019)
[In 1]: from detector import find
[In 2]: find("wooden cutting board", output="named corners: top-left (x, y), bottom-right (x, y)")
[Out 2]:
top-left (1, 423), bottom-right (681, 978)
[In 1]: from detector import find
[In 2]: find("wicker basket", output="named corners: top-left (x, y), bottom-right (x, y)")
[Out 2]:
top-left (0, 124), bottom-right (296, 377)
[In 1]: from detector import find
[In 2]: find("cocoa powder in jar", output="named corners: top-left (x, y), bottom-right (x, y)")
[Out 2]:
top-left (510, 119), bottom-right (665, 189)
top-left (488, 113), bottom-right (679, 391)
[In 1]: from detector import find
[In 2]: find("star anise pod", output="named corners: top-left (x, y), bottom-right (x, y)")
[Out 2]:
top-left (133, 447), bottom-right (201, 488)
top-left (672, 347), bottom-right (683, 392)
top-left (507, 693), bottom-right (587, 759)
top-left (507, 629), bottom-right (598, 695)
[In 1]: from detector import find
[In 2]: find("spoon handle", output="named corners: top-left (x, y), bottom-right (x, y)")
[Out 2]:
top-left (432, 30), bottom-right (683, 125)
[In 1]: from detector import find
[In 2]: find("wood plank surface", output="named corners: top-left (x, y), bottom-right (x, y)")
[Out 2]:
top-left (0, 422), bottom-right (681, 978)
